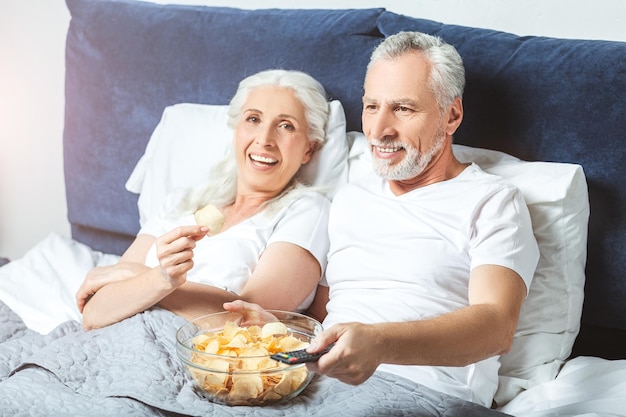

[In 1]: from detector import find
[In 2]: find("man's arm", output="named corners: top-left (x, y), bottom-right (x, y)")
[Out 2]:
top-left (307, 265), bottom-right (526, 385)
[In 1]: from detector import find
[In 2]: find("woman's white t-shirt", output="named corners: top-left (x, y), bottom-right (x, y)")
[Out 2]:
top-left (140, 190), bottom-right (331, 311)
top-left (324, 163), bottom-right (539, 406)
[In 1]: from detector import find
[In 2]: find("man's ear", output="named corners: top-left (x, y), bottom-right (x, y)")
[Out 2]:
top-left (445, 97), bottom-right (464, 136)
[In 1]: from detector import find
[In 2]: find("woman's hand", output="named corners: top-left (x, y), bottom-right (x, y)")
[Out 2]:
top-left (76, 262), bottom-right (147, 312)
top-left (155, 225), bottom-right (208, 288)
top-left (223, 300), bottom-right (279, 326)
top-left (77, 225), bottom-right (207, 314)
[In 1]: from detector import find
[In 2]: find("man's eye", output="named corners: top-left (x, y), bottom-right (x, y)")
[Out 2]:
top-left (397, 106), bottom-right (411, 113)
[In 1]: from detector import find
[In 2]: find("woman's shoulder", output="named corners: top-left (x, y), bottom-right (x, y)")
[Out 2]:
top-left (299, 188), bottom-right (331, 202)
top-left (287, 188), bottom-right (331, 211)
top-left (259, 186), bottom-right (330, 223)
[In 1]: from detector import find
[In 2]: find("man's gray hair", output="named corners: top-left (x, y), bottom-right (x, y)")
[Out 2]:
top-left (367, 31), bottom-right (465, 112)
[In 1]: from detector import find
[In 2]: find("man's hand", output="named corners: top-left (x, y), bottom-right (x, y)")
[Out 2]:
top-left (306, 322), bottom-right (384, 385)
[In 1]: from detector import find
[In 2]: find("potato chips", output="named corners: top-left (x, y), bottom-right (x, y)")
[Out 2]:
top-left (186, 320), bottom-right (311, 405)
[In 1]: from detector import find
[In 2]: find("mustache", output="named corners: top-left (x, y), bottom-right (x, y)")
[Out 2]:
top-left (368, 137), bottom-right (405, 149)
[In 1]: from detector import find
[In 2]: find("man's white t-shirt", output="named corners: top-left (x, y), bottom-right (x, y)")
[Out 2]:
top-left (323, 163), bottom-right (539, 406)
top-left (140, 190), bottom-right (331, 311)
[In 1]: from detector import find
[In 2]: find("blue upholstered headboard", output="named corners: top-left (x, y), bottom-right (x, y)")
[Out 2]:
top-left (63, 0), bottom-right (626, 357)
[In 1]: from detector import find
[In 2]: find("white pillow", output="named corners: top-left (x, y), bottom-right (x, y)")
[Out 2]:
top-left (347, 133), bottom-right (589, 406)
top-left (0, 233), bottom-right (119, 334)
top-left (126, 101), bottom-right (349, 226)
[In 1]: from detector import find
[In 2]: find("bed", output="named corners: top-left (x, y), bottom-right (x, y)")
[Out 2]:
top-left (1, 0), bottom-right (625, 415)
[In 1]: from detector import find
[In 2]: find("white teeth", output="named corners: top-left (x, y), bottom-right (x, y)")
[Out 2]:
top-left (376, 146), bottom-right (402, 153)
top-left (250, 154), bottom-right (277, 164)
top-left (370, 139), bottom-right (403, 154)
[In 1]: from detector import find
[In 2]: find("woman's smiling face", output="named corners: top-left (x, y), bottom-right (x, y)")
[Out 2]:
top-left (233, 85), bottom-right (315, 197)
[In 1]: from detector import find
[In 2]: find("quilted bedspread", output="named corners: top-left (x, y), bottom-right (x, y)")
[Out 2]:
top-left (0, 299), bottom-right (510, 417)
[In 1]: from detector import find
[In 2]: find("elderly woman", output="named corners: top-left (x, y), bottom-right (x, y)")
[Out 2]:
top-left (76, 69), bottom-right (331, 329)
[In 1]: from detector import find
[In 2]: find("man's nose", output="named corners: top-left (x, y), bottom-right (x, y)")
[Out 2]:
top-left (366, 110), bottom-right (396, 139)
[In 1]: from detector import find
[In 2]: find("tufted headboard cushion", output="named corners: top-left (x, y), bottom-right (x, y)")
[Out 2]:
top-left (64, 0), bottom-right (625, 358)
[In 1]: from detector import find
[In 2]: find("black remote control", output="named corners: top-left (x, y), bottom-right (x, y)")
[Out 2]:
top-left (271, 343), bottom-right (335, 364)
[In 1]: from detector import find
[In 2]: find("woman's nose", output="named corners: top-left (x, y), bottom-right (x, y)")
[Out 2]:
top-left (255, 126), bottom-right (275, 146)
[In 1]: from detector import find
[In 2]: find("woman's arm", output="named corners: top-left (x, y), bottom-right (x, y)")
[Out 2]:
top-left (157, 281), bottom-right (239, 321)
top-left (75, 234), bottom-right (155, 312)
top-left (239, 241), bottom-right (321, 311)
top-left (234, 192), bottom-right (329, 312)
top-left (80, 225), bottom-right (208, 329)
top-left (158, 241), bottom-right (323, 320)
top-left (306, 284), bottom-right (329, 323)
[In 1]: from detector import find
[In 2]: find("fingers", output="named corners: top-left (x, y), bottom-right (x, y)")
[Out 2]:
top-left (76, 285), bottom-right (95, 312)
top-left (157, 227), bottom-right (207, 259)
top-left (161, 225), bottom-right (208, 243)
top-left (307, 327), bottom-right (339, 353)
top-left (306, 323), bottom-right (378, 386)
top-left (307, 343), bottom-right (371, 385)
top-left (223, 300), bottom-right (279, 325)
top-left (223, 299), bottom-right (249, 313)
top-left (156, 226), bottom-right (208, 281)
top-left (305, 327), bottom-right (339, 374)
top-left (76, 289), bottom-right (89, 312)
top-left (159, 259), bottom-right (195, 284)
top-left (223, 299), bottom-right (265, 312)
top-left (75, 267), bottom-right (107, 312)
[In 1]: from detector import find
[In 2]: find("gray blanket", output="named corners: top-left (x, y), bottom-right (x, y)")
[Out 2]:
top-left (0, 300), bottom-right (510, 417)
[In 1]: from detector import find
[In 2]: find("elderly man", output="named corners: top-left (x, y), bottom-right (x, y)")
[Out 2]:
top-left (302, 31), bottom-right (539, 408)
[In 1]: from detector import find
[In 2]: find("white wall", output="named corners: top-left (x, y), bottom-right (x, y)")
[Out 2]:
top-left (0, 0), bottom-right (70, 260)
top-left (1, 0), bottom-right (625, 260)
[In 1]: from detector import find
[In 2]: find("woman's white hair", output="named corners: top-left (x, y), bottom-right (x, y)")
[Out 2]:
top-left (173, 69), bottom-right (329, 216)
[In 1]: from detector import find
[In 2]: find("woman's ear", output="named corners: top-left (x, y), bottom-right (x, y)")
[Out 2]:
top-left (301, 140), bottom-right (319, 165)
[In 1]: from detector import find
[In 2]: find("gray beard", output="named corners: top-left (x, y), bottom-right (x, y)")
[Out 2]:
top-left (370, 132), bottom-right (446, 181)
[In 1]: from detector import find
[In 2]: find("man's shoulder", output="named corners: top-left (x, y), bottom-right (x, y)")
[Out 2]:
top-left (461, 163), bottom-right (518, 190)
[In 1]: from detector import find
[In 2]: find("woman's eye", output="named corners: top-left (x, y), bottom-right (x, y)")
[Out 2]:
top-left (279, 122), bottom-right (295, 131)
top-left (246, 115), bottom-right (260, 123)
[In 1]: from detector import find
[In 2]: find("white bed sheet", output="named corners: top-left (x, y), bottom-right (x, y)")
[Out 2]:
top-left (0, 233), bottom-right (624, 416)
top-left (501, 355), bottom-right (626, 416)
top-left (0, 233), bottom-right (119, 334)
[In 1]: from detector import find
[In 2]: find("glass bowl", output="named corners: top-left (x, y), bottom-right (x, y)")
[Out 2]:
top-left (176, 310), bottom-right (322, 406)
